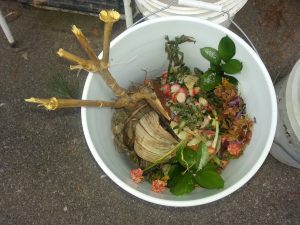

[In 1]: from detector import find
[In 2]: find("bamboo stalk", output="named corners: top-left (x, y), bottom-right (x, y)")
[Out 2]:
top-left (97, 10), bottom-right (127, 97)
top-left (102, 23), bottom-right (112, 66)
top-left (99, 69), bottom-right (127, 97)
top-left (57, 10), bottom-right (127, 98)
top-left (57, 48), bottom-right (86, 64)
top-left (71, 25), bottom-right (99, 63)
top-left (25, 97), bottom-right (121, 110)
top-left (99, 10), bottom-right (120, 66)
top-left (57, 48), bottom-right (100, 72)
top-left (25, 92), bottom-right (155, 110)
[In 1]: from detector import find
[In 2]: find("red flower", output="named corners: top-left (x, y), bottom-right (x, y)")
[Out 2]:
top-left (130, 168), bottom-right (144, 183)
top-left (151, 179), bottom-right (167, 193)
top-left (227, 143), bottom-right (242, 156)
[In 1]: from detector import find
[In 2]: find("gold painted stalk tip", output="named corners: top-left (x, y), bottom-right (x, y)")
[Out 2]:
top-left (25, 97), bottom-right (58, 110)
top-left (99, 10), bottom-right (120, 23)
top-left (57, 48), bottom-right (64, 57)
top-left (71, 25), bottom-right (82, 35)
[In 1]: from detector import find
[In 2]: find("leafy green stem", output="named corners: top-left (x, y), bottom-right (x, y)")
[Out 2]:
top-left (212, 110), bottom-right (219, 149)
top-left (143, 139), bottom-right (188, 173)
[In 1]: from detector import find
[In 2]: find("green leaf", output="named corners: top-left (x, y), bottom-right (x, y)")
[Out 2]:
top-left (167, 164), bottom-right (185, 188)
top-left (210, 63), bottom-right (223, 73)
top-left (221, 59), bottom-right (243, 74)
top-left (199, 70), bottom-right (222, 91)
top-left (200, 47), bottom-right (221, 65)
top-left (146, 169), bottom-right (164, 183)
top-left (195, 170), bottom-right (224, 189)
top-left (218, 35), bottom-right (236, 62)
top-left (176, 146), bottom-right (198, 169)
top-left (223, 74), bottom-right (239, 85)
top-left (166, 156), bottom-right (178, 164)
top-left (194, 67), bottom-right (203, 76)
top-left (212, 155), bottom-right (221, 166)
top-left (202, 162), bottom-right (219, 172)
top-left (194, 142), bottom-right (209, 172)
top-left (169, 172), bottom-right (196, 195)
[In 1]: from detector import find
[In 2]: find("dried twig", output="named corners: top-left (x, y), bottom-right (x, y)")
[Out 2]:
top-left (25, 91), bottom-right (155, 110)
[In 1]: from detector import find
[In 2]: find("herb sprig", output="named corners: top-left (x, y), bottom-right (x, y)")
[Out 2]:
top-left (200, 35), bottom-right (242, 91)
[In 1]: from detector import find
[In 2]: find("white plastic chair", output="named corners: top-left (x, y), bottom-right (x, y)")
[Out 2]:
top-left (0, 9), bottom-right (16, 46)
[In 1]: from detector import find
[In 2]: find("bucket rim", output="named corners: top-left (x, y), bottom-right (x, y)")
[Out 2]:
top-left (286, 59), bottom-right (300, 141)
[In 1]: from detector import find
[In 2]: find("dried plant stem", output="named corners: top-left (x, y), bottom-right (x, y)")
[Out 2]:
top-left (98, 10), bottom-right (126, 97)
top-left (26, 10), bottom-right (168, 114)
top-left (57, 48), bottom-right (99, 72)
top-left (100, 69), bottom-right (127, 97)
top-left (115, 92), bottom-right (155, 109)
top-left (57, 48), bottom-right (86, 64)
top-left (56, 10), bottom-right (127, 98)
top-left (102, 22), bottom-right (112, 66)
top-left (25, 97), bottom-right (114, 110)
top-left (99, 10), bottom-right (120, 66)
top-left (25, 92), bottom-right (155, 110)
top-left (124, 103), bottom-right (148, 126)
top-left (146, 98), bottom-right (171, 121)
top-left (57, 47), bottom-right (126, 97)
top-left (71, 25), bottom-right (99, 63)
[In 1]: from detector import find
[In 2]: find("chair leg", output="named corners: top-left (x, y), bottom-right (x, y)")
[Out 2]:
top-left (123, 0), bottom-right (133, 28)
top-left (0, 9), bottom-right (16, 47)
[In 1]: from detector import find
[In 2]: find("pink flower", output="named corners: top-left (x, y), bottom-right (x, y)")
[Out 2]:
top-left (227, 143), bottom-right (242, 156)
top-left (151, 179), bottom-right (167, 193)
top-left (130, 168), bottom-right (144, 183)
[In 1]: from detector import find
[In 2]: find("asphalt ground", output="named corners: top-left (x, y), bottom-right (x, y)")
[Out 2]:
top-left (0, 0), bottom-right (299, 224)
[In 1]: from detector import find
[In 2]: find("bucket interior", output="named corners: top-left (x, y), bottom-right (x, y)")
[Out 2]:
top-left (82, 17), bottom-right (277, 206)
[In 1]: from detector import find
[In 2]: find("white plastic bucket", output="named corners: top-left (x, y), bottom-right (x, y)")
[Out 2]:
top-left (135, 0), bottom-right (248, 27)
top-left (81, 17), bottom-right (277, 206)
top-left (271, 60), bottom-right (300, 169)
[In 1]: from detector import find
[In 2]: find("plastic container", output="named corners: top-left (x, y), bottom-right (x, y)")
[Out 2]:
top-left (81, 17), bottom-right (277, 207)
top-left (271, 60), bottom-right (300, 169)
top-left (135, 0), bottom-right (248, 27)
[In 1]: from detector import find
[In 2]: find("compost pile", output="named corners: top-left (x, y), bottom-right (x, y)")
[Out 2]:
top-left (112, 35), bottom-right (254, 195)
